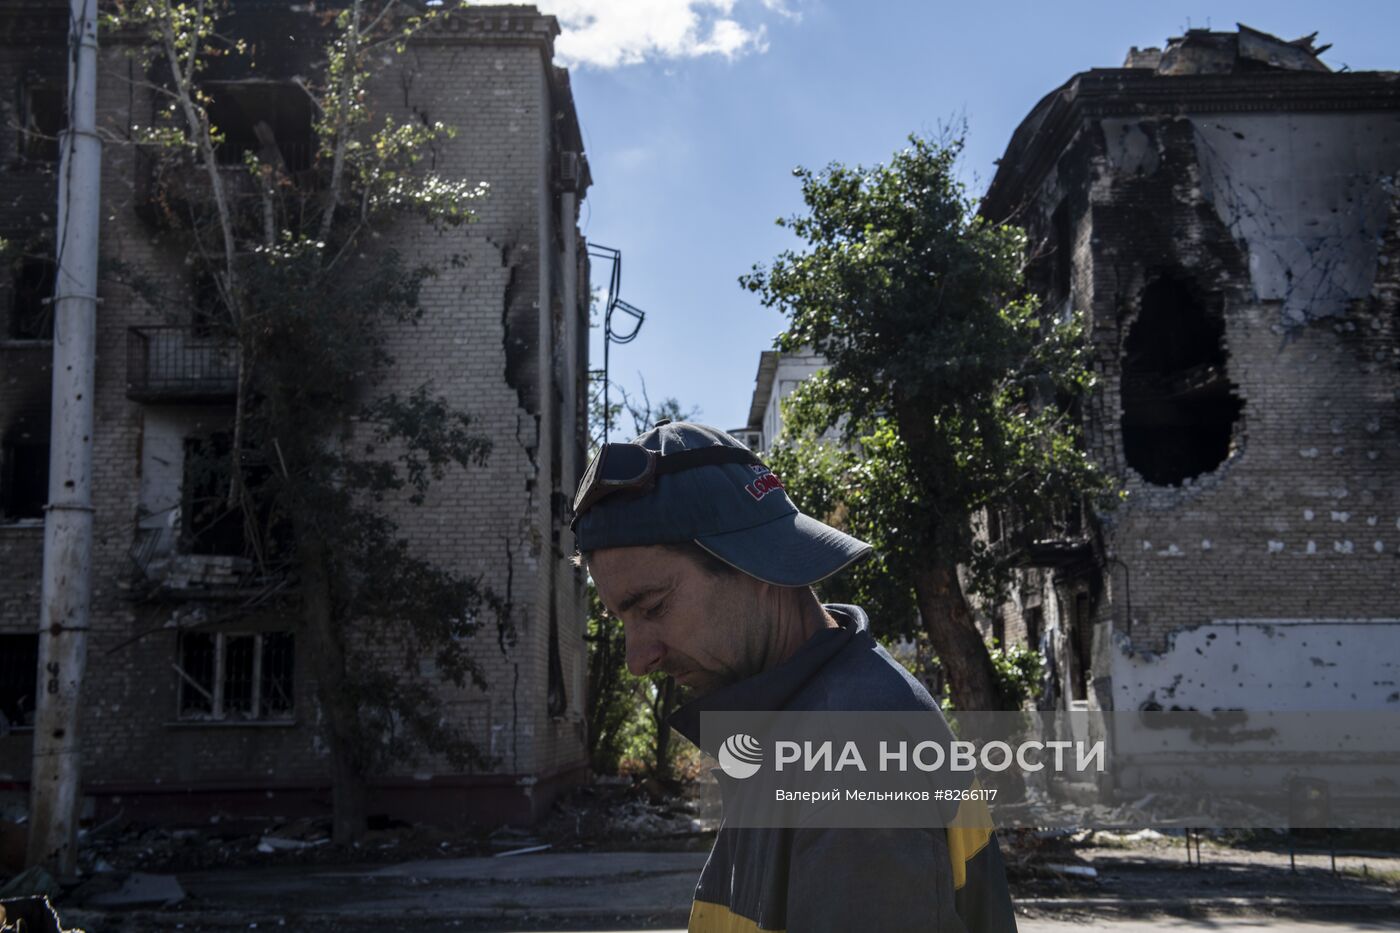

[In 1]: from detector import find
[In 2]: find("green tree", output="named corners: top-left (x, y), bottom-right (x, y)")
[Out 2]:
top-left (108, 0), bottom-right (504, 842)
top-left (745, 132), bottom-right (1107, 711)
top-left (584, 583), bottom-right (631, 774)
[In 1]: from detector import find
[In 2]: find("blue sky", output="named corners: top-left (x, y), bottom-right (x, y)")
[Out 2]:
top-left (559, 1), bottom-right (1400, 439)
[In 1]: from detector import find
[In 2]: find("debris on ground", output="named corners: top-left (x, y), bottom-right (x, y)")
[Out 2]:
top-left (85, 872), bottom-right (185, 908)
top-left (537, 775), bottom-right (718, 851)
top-left (0, 866), bottom-right (61, 900)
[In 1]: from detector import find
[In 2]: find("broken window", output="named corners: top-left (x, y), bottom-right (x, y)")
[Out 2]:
top-left (986, 507), bottom-right (1004, 545)
top-left (9, 253), bottom-right (57, 340)
top-left (176, 630), bottom-right (294, 721)
top-left (1, 430), bottom-right (49, 520)
top-left (202, 81), bottom-right (315, 173)
top-left (0, 633), bottom-right (39, 729)
top-left (191, 266), bottom-right (225, 337)
top-left (18, 79), bottom-right (63, 163)
top-left (1069, 592), bottom-right (1092, 702)
top-left (182, 433), bottom-right (246, 555)
top-left (1024, 605), bottom-right (1043, 649)
top-left (180, 433), bottom-right (287, 563)
top-left (1121, 275), bottom-right (1243, 486)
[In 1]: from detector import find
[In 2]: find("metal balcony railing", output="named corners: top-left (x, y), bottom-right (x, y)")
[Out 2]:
top-left (126, 325), bottom-right (238, 402)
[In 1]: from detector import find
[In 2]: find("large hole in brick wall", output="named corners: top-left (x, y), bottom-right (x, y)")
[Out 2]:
top-left (1121, 275), bottom-right (1243, 486)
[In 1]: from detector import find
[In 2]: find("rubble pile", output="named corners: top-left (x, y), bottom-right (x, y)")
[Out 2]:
top-left (67, 814), bottom-right (490, 877)
top-left (539, 776), bottom-right (718, 850)
top-left (995, 787), bottom-right (1293, 830)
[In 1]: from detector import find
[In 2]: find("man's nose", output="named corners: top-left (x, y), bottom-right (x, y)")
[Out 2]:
top-left (625, 628), bottom-right (664, 677)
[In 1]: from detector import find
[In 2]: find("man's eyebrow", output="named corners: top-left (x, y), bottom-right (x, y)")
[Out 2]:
top-left (617, 583), bottom-right (672, 614)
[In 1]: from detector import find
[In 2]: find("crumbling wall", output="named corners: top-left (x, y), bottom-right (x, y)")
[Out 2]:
top-left (354, 10), bottom-right (589, 791)
top-left (1082, 110), bottom-right (1400, 711)
top-left (0, 6), bottom-right (589, 820)
top-left (985, 97), bottom-right (1400, 715)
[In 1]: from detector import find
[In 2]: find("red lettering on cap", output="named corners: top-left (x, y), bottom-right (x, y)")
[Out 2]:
top-left (745, 471), bottom-right (786, 502)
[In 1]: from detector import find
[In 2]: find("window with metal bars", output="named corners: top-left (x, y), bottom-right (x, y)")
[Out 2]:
top-left (175, 630), bottom-right (294, 721)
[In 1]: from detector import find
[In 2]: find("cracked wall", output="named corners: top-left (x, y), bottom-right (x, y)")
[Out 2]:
top-left (0, 7), bottom-right (591, 824)
top-left (1092, 109), bottom-right (1400, 713)
top-left (983, 77), bottom-right (1400, 717)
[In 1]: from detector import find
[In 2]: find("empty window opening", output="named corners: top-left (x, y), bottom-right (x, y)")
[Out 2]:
top-left (1, 430), bottom-right (49, 520)
top-left (1121, 275), bottom-right (1243, 486)
top-left (0, 633), bottom-right (39, 729)
top-left (181, 433), bottom-right (286, 561)
top-left (183, 433), bottom-right (246, 556)
top-left (176, 630), bottom-right (294, 721)
top-left (19, 80), bottom-right (63, 163)
top-left (986, 507), bottom-right (1005, 544)
top-left (1069, 592), bottom-right (1092, 702)
top-left (203, 82), bottom-right (315, 173)
top-left (191, 266), bottom-right (226, 336)
top-left (9, 253), bottom-right (57, 340)
top-left (1024, 605), bottom-right (1043, 649)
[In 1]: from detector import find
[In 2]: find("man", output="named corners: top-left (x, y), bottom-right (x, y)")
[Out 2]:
top-left (572, 421), bottom-right (1017, 932)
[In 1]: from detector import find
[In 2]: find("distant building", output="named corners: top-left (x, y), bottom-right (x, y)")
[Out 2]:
top-left (735, 26), bottom-right (1400, 728)
top-left (0, 3), bottom-right (591, 825)
top-left (732, 348), bottom-right (829, 451)
top-left (979, 24), bottom-right (1400, 715)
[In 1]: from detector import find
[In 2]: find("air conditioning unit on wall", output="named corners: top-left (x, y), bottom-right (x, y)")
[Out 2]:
top-left (558, 151), bottom-right (581, 192)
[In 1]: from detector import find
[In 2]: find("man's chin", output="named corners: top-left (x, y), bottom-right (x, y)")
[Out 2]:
top-left (672, 670), bottom-right (729, 696)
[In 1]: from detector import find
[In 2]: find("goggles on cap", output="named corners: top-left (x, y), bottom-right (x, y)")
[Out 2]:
top-left (571, 442), bottom-right (762, 530)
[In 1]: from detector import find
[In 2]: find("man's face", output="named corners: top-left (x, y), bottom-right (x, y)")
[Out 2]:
top-left (589, 544), bottom-right (768, 695)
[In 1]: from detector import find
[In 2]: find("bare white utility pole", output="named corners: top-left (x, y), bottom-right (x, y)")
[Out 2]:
top-left (27, 0), bottom-right (101, 880)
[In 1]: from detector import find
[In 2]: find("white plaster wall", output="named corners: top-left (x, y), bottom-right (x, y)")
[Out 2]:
top-left (1191, 112), bottom-right (1400, 327)
top-left (1111, 618), bottom-right (1400, 712)
top-left (761, 352), bottom-right (831, 448)
top-left (136, 407), bottom-right (231, 546)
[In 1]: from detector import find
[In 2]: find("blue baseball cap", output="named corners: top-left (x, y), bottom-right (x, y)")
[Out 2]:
top-left (572, 421), bottom-right (873, 587)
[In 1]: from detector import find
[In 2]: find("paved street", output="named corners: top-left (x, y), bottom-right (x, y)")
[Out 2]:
top-left (556, 925), bottom-right (1400, 932)
top-left (56, 846), bottom-right (1399, 932)
top-left (1016, 920), bottom-right (1400, 932)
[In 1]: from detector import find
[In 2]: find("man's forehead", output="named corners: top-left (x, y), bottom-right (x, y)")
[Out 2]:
top-left (589, 545), bottom-right (684, 609)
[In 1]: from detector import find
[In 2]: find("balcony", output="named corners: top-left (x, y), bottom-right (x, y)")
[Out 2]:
top-left (987, 502), bottom-right (1095, 570)
top-left (126, 326), bottom-right (238, 403)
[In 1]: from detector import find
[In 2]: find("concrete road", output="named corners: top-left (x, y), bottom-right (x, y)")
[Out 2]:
top-left (1016, 921), bottom-right (1400, 932)
top-left (548, 918), bottom-right (1400, 924)
top-left (62, 848), bottom-right (1400, 931)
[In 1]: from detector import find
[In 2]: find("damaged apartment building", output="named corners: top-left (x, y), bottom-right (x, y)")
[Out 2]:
top-left (0, 3), bottom-right (593, 824)
top-left (979, 25), bottom-right (1400, 718)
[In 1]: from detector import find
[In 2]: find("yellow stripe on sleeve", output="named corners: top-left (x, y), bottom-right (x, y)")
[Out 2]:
top-left (688, 898), bottom-right (786, 933)
top-left (946, 793), bottom-right (995, 890)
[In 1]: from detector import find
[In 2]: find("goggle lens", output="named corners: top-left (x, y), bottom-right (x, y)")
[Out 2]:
top-left (599, 443), bottom-right (652, 484)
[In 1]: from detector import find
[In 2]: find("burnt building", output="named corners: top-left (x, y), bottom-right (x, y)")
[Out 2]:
top-left (980, 25), bottom-right (1400, 715)
top-left (0, 3), bottom-right (592, 824)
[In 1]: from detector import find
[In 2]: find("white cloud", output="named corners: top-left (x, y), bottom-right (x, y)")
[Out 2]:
top-left (551, 0), bottom-right (786, 69)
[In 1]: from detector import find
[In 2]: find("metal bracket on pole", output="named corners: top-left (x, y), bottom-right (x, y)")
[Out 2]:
top-left (586, 244), bottom-right (647, 442)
